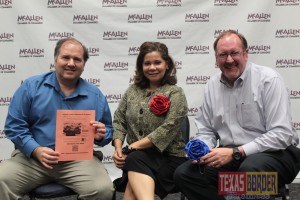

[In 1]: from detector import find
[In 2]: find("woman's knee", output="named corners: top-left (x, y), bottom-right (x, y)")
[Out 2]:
top-left (125, 151), bottom-right (145, 164)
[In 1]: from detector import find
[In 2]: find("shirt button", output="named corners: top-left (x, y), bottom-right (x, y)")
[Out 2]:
top-left (139, 108), bottom-right (143, 114)
top-left (139, 130), bottom-right (143, 136)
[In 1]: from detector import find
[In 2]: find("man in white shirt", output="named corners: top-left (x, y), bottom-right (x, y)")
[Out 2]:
top-left (174, 30), bottom-right (299, 200)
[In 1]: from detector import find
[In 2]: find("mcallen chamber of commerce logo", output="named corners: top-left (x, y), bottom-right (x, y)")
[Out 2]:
top-left (103, 31), bottom-right (128, 40)
top-left (48, 32), bottom-right (75, 41)
top-left (185, 13), bottom-right (209, 22)
top-left (157, 0), bottom-right (182, 7)
top-left (247, 13), bottom-right (271, 22)
top-left (248, 45), bottom-right (271, 55)
top-left (88, 47), bottom-right (100, 57)
top-left (214, 29), bottom-right (239, 38)
top-left (275, 0), bottom-right (299, 6)
top-left (0, 64), bottom-right (15, 74)
top-left (84, 78), bottom-right (101, 87)
top-left (185, 45), bottom-right (210, 55)
top-left (157, 30), bottom-right (182, 40)
top-left (129, 76), bottom-right (134, 85)
top-left (275, 58), bottom-right (300, 68)
top-left (294, 121), bottom-right (300, 130)
top-left (106, 93), bottom-right (122, 104)
top-left (0, 32), bottom-right (14, 42)
top-left (188, 107), bottom-right (199, 117)
top-left (218, 172), bottom-right (278, 199)
top-left (103, 61), bottom-right (129, 71)
top-left (73, 15), bottom-right (99, 24)
top-left (175, 60), bottom-right (183, 70)
top-left (0, 129), bottom-right (5, 138)
top-left (102, 0), bottom-right (127, 7)
top-left (275, 29), bottom-right (300, 38)
top-left (17, 15), bottom-right (43, 25)
top-left (0, 96), bottom-right (12, 106)
top-left (214, 0), bottom-right (238, 6)
top-left (47, 0), bottom-right (73, 8)
top-left (290, 89), bottom-right (300, 99)
top-left (101, 153), bottom-right (114, 164)
top-left (0, 0), bottom-right (12, 8)
top-left (128, 14), bottom-right (152, 23)
top-left (49, 63), bottom-right (55, 71)
top-left (128, 46), bottom-right (140, 56)
top-left (186, 75), bottom-right (210, 85)
top-left (19, 48), bottom-right (45, 58)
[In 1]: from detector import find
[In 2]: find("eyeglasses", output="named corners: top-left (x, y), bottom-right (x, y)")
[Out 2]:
top-left (216, 51), bottom-right (244, 61)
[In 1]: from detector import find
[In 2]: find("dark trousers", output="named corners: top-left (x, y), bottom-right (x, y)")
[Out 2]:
top-left (174, 148), bottom-right (299, 200)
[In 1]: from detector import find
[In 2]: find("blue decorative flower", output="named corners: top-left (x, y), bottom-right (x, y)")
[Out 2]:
top-left (185, 139), bottom-right (209, 160)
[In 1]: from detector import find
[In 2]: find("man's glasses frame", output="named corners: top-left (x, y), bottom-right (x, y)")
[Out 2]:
top-left (216, 50), bottom-right (245, 61)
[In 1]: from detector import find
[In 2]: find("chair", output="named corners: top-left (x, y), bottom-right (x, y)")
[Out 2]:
top-left (270, 184), bottom-right (289, 200)
top-left (27, 150), bottom-right (104, 200)
top-left (279, 184), bottom-right (289, 200)
top-left (273, 150), bottom-right (300, 200)
top-left (167, 116), bottom-right (189, 200)
top-left (28, 183), bottom-right (77, 199)
top-left (113, 116), bottom-right (190, 200)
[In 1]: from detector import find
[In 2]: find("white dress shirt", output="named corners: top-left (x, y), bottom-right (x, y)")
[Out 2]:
top-left (195, 62), bottom-right (299, 156)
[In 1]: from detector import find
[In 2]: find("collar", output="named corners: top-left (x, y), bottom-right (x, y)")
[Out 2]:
top-left (44, 72), bottom-right (88, 98)
top-left (220, 62), bottom-right (250, 88)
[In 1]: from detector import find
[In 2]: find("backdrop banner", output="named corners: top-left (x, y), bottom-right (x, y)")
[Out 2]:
top-left (1, 0), bottom-right (300, 181)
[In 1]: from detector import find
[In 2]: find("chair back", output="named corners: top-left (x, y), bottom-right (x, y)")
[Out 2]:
top-left (180, 116), bottom-right (190, 144)
top-left (167, 116), bottom-right (189, 199)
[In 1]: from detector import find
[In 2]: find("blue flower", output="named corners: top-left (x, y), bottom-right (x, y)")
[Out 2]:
top-left (185, 139), bottom-right (209, 160)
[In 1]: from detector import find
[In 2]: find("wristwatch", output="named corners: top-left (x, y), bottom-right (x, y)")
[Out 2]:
top-left (232, 147), bottom-right (242, 161)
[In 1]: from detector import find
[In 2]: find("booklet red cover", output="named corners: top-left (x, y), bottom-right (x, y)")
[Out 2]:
top-left (55, 110), bottom-right (95, 161)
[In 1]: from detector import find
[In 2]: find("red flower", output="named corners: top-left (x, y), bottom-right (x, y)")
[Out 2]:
top-left (149, 95), bottom-right (171, 115)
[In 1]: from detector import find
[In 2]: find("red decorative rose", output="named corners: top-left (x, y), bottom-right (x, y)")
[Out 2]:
top-left (149, 95), bottom-right (171, 115)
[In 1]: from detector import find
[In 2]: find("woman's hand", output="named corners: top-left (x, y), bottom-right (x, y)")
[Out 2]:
top-left (113, 148), bottom-right (126, 169)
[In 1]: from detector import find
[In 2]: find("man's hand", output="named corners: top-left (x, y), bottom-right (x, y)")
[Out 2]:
top-left (90, 121), bottom-right (106, 141)
top-left (196, 148), bottom-right (234, 168)
top-left (32, 147), bottom-right (60, 169)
